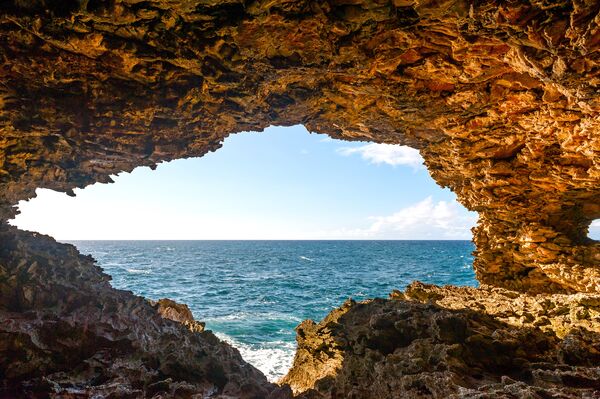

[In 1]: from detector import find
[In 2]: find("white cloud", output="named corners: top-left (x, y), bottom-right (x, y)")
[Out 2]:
top-left (590, 219), bottom-right (600, 240)
top-left (11, 191), bottom-right (476, 241)
top-left (337, 143), bottom-right (423, 169)
top-left (315, 197), bottom-right (477, 240)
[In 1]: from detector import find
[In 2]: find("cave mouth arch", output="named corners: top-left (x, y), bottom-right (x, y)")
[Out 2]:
top-left (2, 0), bottom-right (600, 395)
top-left (1, 0), bottom-right (599, 295)
top-left (10, 125), bottom-right (478, 381)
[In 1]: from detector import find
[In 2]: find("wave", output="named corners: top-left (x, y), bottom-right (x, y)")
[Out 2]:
top-left (205, 311), bottom-right (302, 323)
top-left (215, 332), bottom-right (295, 382)
top-left (299, 256), bottom-right (314, 262)
top-left (126, 268), bottom-right (151, 274)
top-left (157, 247), bottom-right (175, 251)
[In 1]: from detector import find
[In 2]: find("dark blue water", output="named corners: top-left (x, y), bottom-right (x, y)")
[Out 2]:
top-left (67, 240), bottom-right (477, 380)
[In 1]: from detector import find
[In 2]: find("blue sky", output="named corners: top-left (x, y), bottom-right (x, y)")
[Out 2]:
top-left (10, 125), bottom-right (599, 240)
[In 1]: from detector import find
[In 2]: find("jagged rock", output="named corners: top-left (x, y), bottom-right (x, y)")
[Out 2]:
top-left (282, 283), bottom-right (600, 398)
top-left (154, 298), bottom-right (206, 333)
top-left (1, 1), bottom-right (600, 398)
top-left (0, 225), bottom-right (287, 398)
top-left (0, 0), bottom-right (598, 292)
top-left (399, 282), bottom-right (600, 338)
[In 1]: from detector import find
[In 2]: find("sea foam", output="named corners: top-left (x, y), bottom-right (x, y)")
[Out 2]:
top-left (215, 332), bottom-right (296, 382)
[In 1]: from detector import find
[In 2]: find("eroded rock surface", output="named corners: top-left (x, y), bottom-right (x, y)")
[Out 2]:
top-left (283, 282), bottom-right (600, 398)
top-left (1, 1), bottom-right (600, 398)
top-left (0, 0), bottom-right (598, 291)
top-left (0, 225), bottom-right (288, 398)
top-left (154, 298), bottom-right (207, 333)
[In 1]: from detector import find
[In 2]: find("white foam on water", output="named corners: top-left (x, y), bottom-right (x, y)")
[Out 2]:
top-left (299, 256), bottom-right (314, 262)
top-left (205, 311), bottom-right (302, 323)
top-left (126, 268), bottom-right (151, 274)
top-left (215, 332), bottom-right (296, 382)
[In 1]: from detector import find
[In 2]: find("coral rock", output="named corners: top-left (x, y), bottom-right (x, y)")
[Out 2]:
top-left (0, 0), bottom-right (598, 292)
top-left (283, 282), bottom-right (600, 398)
top-left (0, 0), bottom-right (600, 397)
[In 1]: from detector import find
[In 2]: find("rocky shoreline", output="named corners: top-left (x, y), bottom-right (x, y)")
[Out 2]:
top-left (285, 283), bottom-right (600, 398)
top-left (1, 0), bottom-right (599, 397)
top-left (0, 226), bottom-right (289, 398)
top-left (2, 225), bottom-right (599, 398)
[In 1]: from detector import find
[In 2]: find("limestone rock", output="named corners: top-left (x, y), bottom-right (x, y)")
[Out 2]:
top-left (0, 0), bottom-right (598, 292)
top-left (154, 297), bottom-right (206, 332)
top-left (1, 1), bottom-right (600, 397)
top-left (0, 225), bottom-right (285, 398)
top-left (283, 283), bottom-right (600, 398)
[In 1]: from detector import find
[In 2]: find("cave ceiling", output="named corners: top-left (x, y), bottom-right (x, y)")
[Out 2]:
top-left (0, 0), bottom-right (599, 292)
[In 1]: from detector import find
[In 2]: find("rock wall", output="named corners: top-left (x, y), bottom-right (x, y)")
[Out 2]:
top-left (1, 0), bottom-right (600, 397)
top-left (0, 225), bottom-right (289, 398)
top-left (282, 282), bottom-right (600, 398)
top-left (0, 0), bottom-right (598, 292)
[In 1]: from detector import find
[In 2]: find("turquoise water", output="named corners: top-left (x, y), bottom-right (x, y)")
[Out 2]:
top-left (67, 240), bottom-right (477, 381)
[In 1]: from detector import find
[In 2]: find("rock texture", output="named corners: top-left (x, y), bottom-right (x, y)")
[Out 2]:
top-left (283, 282), bottom-right (600, 398)
top-left (154, 298), bottom-right (207, 333)
top-left (0, 225), bottom-right (288, 398)
top-left (1, 0), bottom-right (600, 398)
top-left (0, 0), bottom-right (598, 292)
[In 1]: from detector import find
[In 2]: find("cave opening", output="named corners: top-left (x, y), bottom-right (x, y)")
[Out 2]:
top-left (2, 0), bottom-right (600, 395)
top-left (10, 125), bottom-right (478, 380)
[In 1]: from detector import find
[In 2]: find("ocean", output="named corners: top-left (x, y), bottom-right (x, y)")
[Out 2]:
top-left (67, 240), bottom-right (477, 381)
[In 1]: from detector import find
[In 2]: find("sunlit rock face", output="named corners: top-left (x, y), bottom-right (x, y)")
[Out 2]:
top-left (1, 1), bottom-right (600, 397)
top-left (283, 282), bottom-right (600, 398)
top-left (0, 0), bottom-right (598, 292)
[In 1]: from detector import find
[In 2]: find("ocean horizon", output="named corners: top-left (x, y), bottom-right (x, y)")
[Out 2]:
top-left (67, 240), bottom-right (477, 381)
top-left (62, 239), bottom-right (475, 242)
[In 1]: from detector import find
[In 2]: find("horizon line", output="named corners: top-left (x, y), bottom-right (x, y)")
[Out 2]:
top-left (60, 238), bottom-right (474, 242)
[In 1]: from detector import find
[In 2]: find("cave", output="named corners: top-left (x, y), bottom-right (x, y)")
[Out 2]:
top-left (10, 125), bottom-right (480, 383)
top-left (1, 0), bottom-right (600, 398)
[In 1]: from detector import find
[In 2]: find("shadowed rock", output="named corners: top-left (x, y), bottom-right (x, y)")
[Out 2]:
top-left (283, 283), bottom-right (600, 398)
top-left (0, 225), bottom-right (290, 398)
top-left (1, 1), bottom-right (600, 397)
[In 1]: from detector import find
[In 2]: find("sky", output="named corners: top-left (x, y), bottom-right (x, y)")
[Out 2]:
top-left (10, 125), bottom-right (600, 240)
